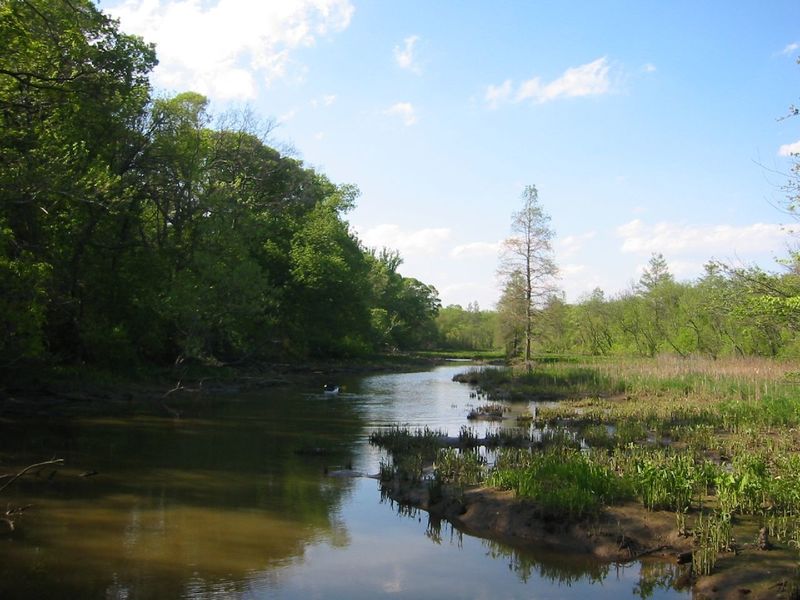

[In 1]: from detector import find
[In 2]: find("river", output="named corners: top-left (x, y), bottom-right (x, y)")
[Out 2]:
top-left (0, 364), bottom-right (690, 599)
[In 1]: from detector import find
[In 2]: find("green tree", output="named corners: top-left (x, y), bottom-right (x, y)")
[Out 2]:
top-left (572, 288), bottom-right (614, 355)
top-left (498, 185), bottom-right (558, 362)
top-left (495, 271), bottom-right (527, 358)
top-left (0, 0), bottom-right (156, 366)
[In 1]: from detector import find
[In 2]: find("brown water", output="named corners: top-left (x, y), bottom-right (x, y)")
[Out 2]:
top-left (0, 365), bottom-right (691, 599)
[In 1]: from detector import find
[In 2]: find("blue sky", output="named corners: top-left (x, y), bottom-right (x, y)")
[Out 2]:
top-left (101, 0), bottom-right (800, 308)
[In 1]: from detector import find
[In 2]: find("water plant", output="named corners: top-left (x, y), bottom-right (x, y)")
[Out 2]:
top-left (692, 511), bottom-right (732, 576)
top-left (369, 426), bottom-right (445, 457)
top-left (488, 448), bottom-right (632, 519)
top-left (467, 403), bottom-right (507, 420)
top-left (434, 448), bottom-right (486, 487)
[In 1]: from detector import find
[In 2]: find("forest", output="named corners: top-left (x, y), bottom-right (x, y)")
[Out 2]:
top-left (0, 0), bottom-right (442, 377)
top-left (1, 0), bottom-right (798, 383)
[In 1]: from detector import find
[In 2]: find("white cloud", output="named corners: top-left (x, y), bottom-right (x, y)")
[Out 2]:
top-left (781, 42), bottom-right (799, 56)
top-left (617, 219), bottom-right (790, 255)
top-left (642, 63), bottom-right (657, 73)
top-left (557, 231), bottom-right (596, 258)
top-left (356, 224), bottom-right (450, 256)
top-left (394, 35), bottom-right (421, 73)
top-left (310, 94), bottom-right (337, 108)
top-left (439, 282), bottom-right (498, 308)
top-left (560, 263), bottom-right (586, 277)
top-left (106, 0), bottom-right (354, 100)
top-left (278, 109), bottom-right (297, 123)
top-left (485, 79), bottom-right (512, 109)
top-left (485, 57), bottom-right (613, 107)
top-left (384, 102), bottom-right (417, 126)
top-left (450, 241), bottom-right (502, 259)
top-left (778, 140), bottom-right (800, 156)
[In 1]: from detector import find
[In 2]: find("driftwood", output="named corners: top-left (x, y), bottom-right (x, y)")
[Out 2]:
top-left (0, 458), bottom-right (64, 533)
top-left (0, 458), bottom-right (64, 495)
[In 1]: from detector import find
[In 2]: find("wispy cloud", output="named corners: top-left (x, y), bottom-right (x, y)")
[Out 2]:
top-left (356, 224), bottom-right (450, 256)
top-left (106, 0), bottom-right (354, 101)
top-left (277, 109), bottom-right (297, 123)
top-left (450, 241), bottom-right (502, 259)
top-left (778, 140), bottom-right (800, 156)
top-left (310, 94), bottom-right (337, 108)
top-left (384, 102), bottom-right (417, 126)
top-left (486, 57), bottom-right (613, 108)
top-left (642, 63), bottom-right (657, 73)
top-left (781, 42), bottom-right (799, 56)
top-left (557, 231), bottom-right (597, 259)
top-left (617, 219), bottom-right (790, 254)
top-left (394, 35), bottom-right (421, 73)
top-left (485, 79), bottom-right (512, 110)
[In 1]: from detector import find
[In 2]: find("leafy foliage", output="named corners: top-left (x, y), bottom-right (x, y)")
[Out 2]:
top-left (0, 1), bottom-right (441, 373)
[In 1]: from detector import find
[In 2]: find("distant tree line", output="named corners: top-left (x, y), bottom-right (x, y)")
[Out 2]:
top-left (529, 253), bottom-right (800, 359)
top-left (440, 252), bottom-right (799, 360)
top-left (0, 0), bottom-right (441, 373)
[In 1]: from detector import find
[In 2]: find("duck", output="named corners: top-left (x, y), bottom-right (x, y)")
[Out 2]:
top-left (323, 384), bottom-right (340, 395)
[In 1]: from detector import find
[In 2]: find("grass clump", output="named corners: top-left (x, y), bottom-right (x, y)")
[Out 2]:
top-left (488, 448), bottom-right (632, 520)
top-left (620, 448), bottom-right (710, 512)
top-left (434, 448), bottom-right (486, 487)
top-left (467, 403), bottom-right (507, 420)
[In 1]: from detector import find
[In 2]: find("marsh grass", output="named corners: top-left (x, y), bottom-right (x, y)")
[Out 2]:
top-left (369, 426), bottom-right (445, 457)
top-left (488, 448), bottom-right (632, 519)
top-left (379, 356), bottom-right (800, 577)
top-left (434, 448), bottom-right (486, 487)
top-left (466, 403), bottom-right (507, 420)
top-left (692, 511), bottom-right (733, 576)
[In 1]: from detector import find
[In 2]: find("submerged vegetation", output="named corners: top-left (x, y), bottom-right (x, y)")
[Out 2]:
top-left (373, 356), bottom-right (800, 594)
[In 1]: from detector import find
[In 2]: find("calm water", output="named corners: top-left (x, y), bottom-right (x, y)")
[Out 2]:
top-left (0, 365), bottom-right (690, 599)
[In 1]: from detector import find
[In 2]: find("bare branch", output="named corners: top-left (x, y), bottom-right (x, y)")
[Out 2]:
top-left (0, 459), bottom-right (64, 495)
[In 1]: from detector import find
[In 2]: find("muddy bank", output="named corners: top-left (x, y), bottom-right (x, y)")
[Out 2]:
top-left (383, 480), bottom-right (800, 600)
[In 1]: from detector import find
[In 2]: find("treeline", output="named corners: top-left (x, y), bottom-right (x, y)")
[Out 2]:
top-left (0, 0), bottom-right (440, 372)
top-left (537, 256), bottom-right (799, 358)
top-left (499, 253), bottom-right (800, 359)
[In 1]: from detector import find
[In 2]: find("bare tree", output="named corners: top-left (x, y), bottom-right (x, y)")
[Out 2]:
top-left (499, 185), bottom-right (559, 363)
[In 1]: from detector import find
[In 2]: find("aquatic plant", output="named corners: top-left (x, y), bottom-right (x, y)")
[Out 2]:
top-left (369, 426), bottom-right (445, 457)
top-left (621, 449), bottom-right (707, 512)
top-left (434, 448), bottom-right (486, 487)
top-left (467, 403), bottom-right (507, 420)
top-left (488, 449), bottom-right (632, 519)
top-left (692, 511), bottom-right (732, 576)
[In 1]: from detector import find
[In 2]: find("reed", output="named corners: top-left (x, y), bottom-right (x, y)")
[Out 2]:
top-left (692, 511), bottom-right (732, 577)
top-left (434, 448), bottom-right (486, 487)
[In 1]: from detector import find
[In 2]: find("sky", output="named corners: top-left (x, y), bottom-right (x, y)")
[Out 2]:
top-left (99, 0), bottom-right (800, 309)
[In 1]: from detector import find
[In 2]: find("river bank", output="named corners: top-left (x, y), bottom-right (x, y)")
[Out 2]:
top-left (372, 357), bottom-right (800, 600)
top-left (380, 474), bottom-right (798, 600)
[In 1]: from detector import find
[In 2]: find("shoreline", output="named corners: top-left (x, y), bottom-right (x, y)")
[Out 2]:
top-left (380, 477), bottom-right (800, 600)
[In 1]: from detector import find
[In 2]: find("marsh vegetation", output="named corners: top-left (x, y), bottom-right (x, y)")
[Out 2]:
top-left (371, 356), bottom-right (800, 597)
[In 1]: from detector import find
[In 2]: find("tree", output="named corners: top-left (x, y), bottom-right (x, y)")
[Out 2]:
top-left (495, 271), bottom-right (527, 357)
top-left (498, 185), bottom-right (558, 362)
top-left (0, 0), bottom-right (156, 366)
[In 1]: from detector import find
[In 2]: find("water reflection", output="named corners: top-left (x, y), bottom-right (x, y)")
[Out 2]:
top-left (0, 366), bottom-right (692, 599)
top-left (0, 386), bottom-right (365, 598)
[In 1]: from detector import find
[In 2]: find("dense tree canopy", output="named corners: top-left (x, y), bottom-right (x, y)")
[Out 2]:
top-left (0, 0), bottom-right (441, 373)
